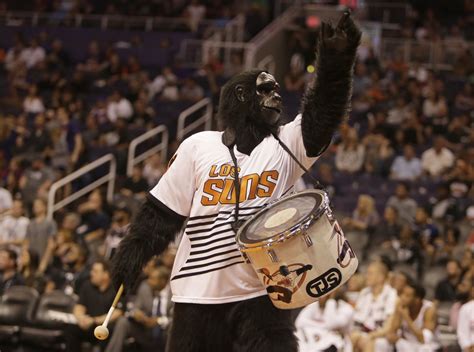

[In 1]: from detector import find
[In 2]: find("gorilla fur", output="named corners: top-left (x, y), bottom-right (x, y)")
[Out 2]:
top-left (111, 197), bottom-right (184, 292)
top-left (301, 17), bottom-right (361, 157)
top-left (167, 296), bottom-right (297, 352)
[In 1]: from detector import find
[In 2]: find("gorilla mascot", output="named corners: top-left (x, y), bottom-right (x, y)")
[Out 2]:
top-left (112, 12), bottom-right (361, 352)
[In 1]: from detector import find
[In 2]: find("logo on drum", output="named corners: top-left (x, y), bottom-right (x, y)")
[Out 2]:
top-left (258, 263), bottom-right (313, 304)
top-left (305, 268), bottom-right (342, 298)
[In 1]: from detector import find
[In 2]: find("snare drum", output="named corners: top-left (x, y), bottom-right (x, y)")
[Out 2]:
top-left (236, 190), bottom-right (358, 309)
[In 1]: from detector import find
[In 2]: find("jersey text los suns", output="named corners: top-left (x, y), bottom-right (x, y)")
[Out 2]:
top-left (201, 164), bottom-right (279, 205)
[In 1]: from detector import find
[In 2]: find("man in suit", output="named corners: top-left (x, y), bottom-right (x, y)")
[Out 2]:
top-left (105, 266), bottom-right (171, 352)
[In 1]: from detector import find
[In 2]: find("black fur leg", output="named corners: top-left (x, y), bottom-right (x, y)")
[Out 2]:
top-left (229, 296), bottom-right (298, 352)
top-left (111, 197), bottom-right (185, 293)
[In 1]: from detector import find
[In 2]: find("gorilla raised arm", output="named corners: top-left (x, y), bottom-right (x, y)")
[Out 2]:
top-left (301, 12), bottom-right (361, 157)
top-left (111, 197), bottom-right (185, 292)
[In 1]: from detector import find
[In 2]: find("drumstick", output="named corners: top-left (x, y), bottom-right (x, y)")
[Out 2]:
top-left (94, 284), bottom-right (124, 340)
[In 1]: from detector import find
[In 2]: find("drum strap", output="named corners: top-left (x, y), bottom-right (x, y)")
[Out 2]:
top-left (271, 133), bottom-right (325, 191)
top-left (228, 145), bottom-right (245, 232)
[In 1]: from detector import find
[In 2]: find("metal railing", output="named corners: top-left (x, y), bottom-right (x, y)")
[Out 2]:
top-left (47, 154), bottom-right (116, 220)
top-left (380, 38), bottom-right (474, 70)
top-left (0, 11), bottom-right (230, 32)
top-left (177, 98), bottom-right (213, 142)
top-left (127, 125), bottom-right (169, 177)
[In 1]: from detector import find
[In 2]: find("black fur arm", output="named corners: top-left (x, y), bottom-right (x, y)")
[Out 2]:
top-left (301, 13), bottom-right (361, 157)
top-left (111, 196), bottom-right (185, 292)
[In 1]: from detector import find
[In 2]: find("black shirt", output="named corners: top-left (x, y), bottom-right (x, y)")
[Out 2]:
top-left (0, 272), bottom-right (25, 296)
top-left (78, 281), bottom-right (116, 317)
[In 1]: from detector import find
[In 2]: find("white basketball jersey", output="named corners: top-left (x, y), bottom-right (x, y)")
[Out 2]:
top-left (149, 115), bottom-right (318, 304)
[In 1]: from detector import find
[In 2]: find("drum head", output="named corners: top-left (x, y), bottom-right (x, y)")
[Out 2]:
top-left (238, 190), bottom-right (327, 246)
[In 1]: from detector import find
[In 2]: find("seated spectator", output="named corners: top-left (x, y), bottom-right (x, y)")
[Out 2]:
top-left (457, 283), bottom-right (474, 351)
top-left (435, 259), bottom-right (463, 302)
top-left (413, 207), bottom-right (439, 259)
top-left (372, 206), bottom-right (401, 249)
top-left (284, 54), bottom-right (307, 93)
top-left (390, 145), bottom-right (422, 181)
top-left (295, 289), bottom-right (354, 352)
top-left (351, 261), bottom-right (398, 352)
top-left (18, 156), bottom-right (55, 210)
top-left (143, 154), bottom-right (166, 187)
top-left (387, 96), bottom-right (411, 125)
top-left (121, 165), bottom-right (149, 198)
top-left (387, 279), bottom-right (439, 351)
top-left (148, 67), bottom-right (177, 100)
top-left (105, 267), bottom-right (171, 352)
top-left (0, 248), bottom-right (25, 295)
top-left (362, 132), bottom-right (393, 175)
top-left (0, 199), bottom-right (30, 248)
top-left (343, 194), bottom-right (379, 233)
top-left (0, 184), bottom-right (12, 214)
top-left (23, 84), bottom-right (45, 114)
top-left (449, 273), bottom-right (472, 331)
top-left (65, 260), bottom-right (122, 352)
top-left (77, 190), bottom-right (110, 249)
top-left (184, 0), bottom-right (206, 32)
top-left (103, 206), bottom-right (131, 260)
top-left (180, 78), bottom-right (204, 102)
top-left (23, 37), bottom-right (46, 69)
top-left (421, 137), bottom-right (455, 178)
top-left (454, 83), bottom-right (474, 113)
top-left (26, 198), bottom-right (57, 258)
top-left (19, 248), bottom-right (40, 288)
top-left (335, 128), bottom-right (365, 173)
top-left (386, 183), bottom-right (417, 225)
top-left (107, 91), bottom-right (133, 123)
top-left (389, 226), bottom-right (424, 279)
top-left (422, 90), bottom-right (448, 133)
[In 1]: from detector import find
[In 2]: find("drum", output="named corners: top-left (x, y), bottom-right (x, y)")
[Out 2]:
top-left (236, 190), bottom-right (358, 309)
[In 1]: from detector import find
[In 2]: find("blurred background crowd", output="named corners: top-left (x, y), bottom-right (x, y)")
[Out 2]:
top-left (0, 0), bottom-right (472, 351)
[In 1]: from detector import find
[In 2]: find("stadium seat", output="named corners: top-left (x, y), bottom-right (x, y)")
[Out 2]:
top-left (0, 286), bottom-right (39, 346)
top-left (20, 290), bottom-right (77, 351)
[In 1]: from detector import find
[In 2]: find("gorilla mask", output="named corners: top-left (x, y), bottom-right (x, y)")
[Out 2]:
top-left (219, 70), bottom-right (283, 153)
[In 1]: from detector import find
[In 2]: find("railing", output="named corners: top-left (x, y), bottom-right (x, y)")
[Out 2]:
top-left (127, 125), bottom-right (169, 177)
top-left (177, 98), bottom-right (213, 142)
top-left (380, 38), bottom-right (474, 70)
top-left (47, 154), bottom-right (116, 220)
top-left (0, 11), bottom-right (229, 32)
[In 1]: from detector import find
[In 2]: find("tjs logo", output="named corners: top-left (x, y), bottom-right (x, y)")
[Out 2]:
top-left (306, 268), bottom-right (342, 298)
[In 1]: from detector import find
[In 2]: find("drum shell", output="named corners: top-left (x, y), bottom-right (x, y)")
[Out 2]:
top-left (241, 212), bottom-right (358, 309)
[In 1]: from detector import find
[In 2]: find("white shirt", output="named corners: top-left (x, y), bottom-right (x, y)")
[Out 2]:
top-left (296, 299), bottom-right (354, 351)
top-left (0, 215), bottom-right (30, 243)
top-left (23, 46), bottom-right (46, 68)
top-left (107, 98), bottom-right (133, 122)
top-left (421, 148), bottom-right (454, 177)
top-left (23, 96), bottom-right (45, 114)
top-left (0, 188), bottom-right (13, 213)
top-left (457, 300), bottom-right (474, 350)
top-left (353, 284), bottom-right (397, 331)
top-left (149, 114), bottom-right (318, 304)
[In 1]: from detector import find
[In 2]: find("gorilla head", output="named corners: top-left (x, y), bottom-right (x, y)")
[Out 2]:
top-left (218, 70), bottom-right (282, 154)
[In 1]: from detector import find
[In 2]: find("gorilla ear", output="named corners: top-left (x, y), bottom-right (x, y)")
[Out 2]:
top-left (235, 85), bottom-right (245, 102)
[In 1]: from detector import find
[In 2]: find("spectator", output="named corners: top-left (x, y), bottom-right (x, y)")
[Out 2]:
top-left (18, 157), bottom-right (54, 209)
top-left (335, 128), bottom-right (365, 173)
top-left (387, 279), bottom-right (439, 351)
top-left (284, 54), bottom-right (307, 92)
top-left (387, 96), bottom-right (411, 125)
top-left (121, 165), bottom-right (149, 198)
top-left (390, 271), bottom-right (410, 295)
top-left (29, 113), bottom-right (53, 155)
top-left (390, 145), bottom-right (422, 181)
top-left (23, 37), bottom-right (46, 69)
top-left (421, 137), bottom-right (455, 177)
top-left (372, 206), bottom-right (401, 249)
top-left (389, 226), bottom-right (424, 279)
top-left (105, 267), bottom-right (171, 352)
top-left (0, 248), bottom-right (25, 295)
top-left (107, 91), bottom-right (133, 123)
top-left (457, 283), bottom-right (474, 351)
top-left (386, 183), bottom-right (418, 225)
top-left (143, 154), bottom-right (166, 187)
top-left (351, 261), bottom-right (398, 352)
top-left (25, 198), bottom-right (58, 258)
top-left (180, 77), bottom-right (204, 102)
top-left (65, 260), bottom-right (122, 352)
top-left (185, 0), bottom-right (206, 32)
top-left (148, 67), bottom-right (177, 100)
top-left (19, 248), bottom-right (40, 288)
top-left (362, 133), bottom-right (393, 175)
top-left (23, 84), bottom-right (45, 114)
top-left (435, 259), bottom-right (463, 302)
top-left (295, 290), bottom-right (354, 352)
top-left (413, 207), bottom-right (439, 258)
top-left (0, 184), bottom-right (13, 214)
top-left (343, 194), bottom-right (379, 233)
top-left (0, 199), bottom-right (30, 248)
top-left (103, 206), bottom-right (131, 260)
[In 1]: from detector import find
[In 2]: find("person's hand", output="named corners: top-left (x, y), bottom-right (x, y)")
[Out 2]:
top-left (144, 317), bottom-right (158, 329)
top-left (78, 315), bottom-right (94, 330)
top-left (133, 309), bottom-right (146, 323)
top-left (318, 11), bottom-right (362, 55)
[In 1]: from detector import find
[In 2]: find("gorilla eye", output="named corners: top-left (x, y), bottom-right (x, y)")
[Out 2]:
top-left (257, 84), bottom-right (273, 94)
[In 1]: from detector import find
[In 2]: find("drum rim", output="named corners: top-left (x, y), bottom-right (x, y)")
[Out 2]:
top-left (236, 190), bottom-right (330, 251)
